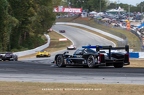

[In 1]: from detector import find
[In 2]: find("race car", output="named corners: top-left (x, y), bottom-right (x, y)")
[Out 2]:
top-left (67, 45), bottom-right (76, 50)
top-left (0, 53), bottom-right (5, 61)
top-left (52, 45), bottom-right (130, 68)
top-left (0, 52), bottom-right (18, 61)
top-left (59, 30), bottom-right (65, 33)
top-left (36, 50), bottom-right (51, 57)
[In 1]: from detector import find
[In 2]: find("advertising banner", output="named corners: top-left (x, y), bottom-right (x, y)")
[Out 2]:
top-left (54, 6), bottom-right (82, 13)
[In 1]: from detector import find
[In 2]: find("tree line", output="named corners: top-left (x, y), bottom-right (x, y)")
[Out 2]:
top-left (0, 0), bottom-right (143, 52)
top-left (0, 0), bottom-right (60, 52)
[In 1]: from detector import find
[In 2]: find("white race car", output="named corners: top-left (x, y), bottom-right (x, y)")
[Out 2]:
top-left (67, 45), bottom-right (76, 50)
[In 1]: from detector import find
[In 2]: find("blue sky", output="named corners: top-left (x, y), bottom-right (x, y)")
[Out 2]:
top-left (109, 0), bottom-right (143, 6)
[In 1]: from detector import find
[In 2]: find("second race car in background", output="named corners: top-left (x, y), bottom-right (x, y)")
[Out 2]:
top-left (36, 50), bottom-right (51, 57)
top-left (0, 52), bottom-right (18, 61)
top-left (59, 30), bottom-right (66, 33)
top-left (67, 45), bottom-right (76, 50)
top-left (52, 45), bottom-right (130, 68)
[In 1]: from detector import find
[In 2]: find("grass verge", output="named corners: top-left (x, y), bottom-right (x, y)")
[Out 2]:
top-left (56, 17), bottom-right (141, 51)
top-left (1, 18), bottom-right (144, 95)
top-left (0, 81), bottom-right (144, 95)
top-left (68, 25), bottom-right (118, 46)
top-left (65, 25), bottom-right (144, 67)
top-left (18, 31), bottom-right (72, 60)
top-left (18, 20), bottom-right (144, 68)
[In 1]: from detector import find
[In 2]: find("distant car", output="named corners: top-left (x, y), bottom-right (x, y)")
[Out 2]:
top-left (1, 52), bottom-right (18, 61)
top-left (67, 45), bottom-right (76, 50)
top-left (59, 30), bottom-right (65, 33)
top-left (0, 53), bottom-right (5, 61)
top-left (36, 50), bottom-right (51, 57)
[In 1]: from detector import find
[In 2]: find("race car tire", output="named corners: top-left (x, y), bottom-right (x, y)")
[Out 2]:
top-left (56, 55), bottom-right (66, 67)
top-left (113, 63), bottom-right (123, 68)
top-left (13, 58), bottom-right (17, 61)
top-left (87, 55), bottom-right (95, 68)
top-left (83, 65), bottom-right (88, 68)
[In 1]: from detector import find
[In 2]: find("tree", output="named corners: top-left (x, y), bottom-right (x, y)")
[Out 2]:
top-left (0, 0), bottom-right (18, 51)
top-left (0, 0), bottom-right (59, 51)
top-left (61, 0), bottom-right (107, 12)
top-left (137, 1), bottom-right (144, 12)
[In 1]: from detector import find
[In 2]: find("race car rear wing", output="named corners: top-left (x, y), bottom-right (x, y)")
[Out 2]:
top-left (82, 45), bottom-right (129, 52)
top-left (82, 45), bottom-right (129, 59)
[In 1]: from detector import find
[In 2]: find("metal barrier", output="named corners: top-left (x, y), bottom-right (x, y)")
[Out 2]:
top-left (55, 22), bottom-right (144, 58)
top-left (13, 22), bottom-right (144, 58)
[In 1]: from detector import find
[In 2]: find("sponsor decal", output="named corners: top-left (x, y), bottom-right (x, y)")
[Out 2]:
top-left (54, 7), bottom-right (82, 13)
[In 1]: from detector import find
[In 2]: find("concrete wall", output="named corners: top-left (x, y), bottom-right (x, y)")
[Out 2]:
top-left (14, 34), bottom-right (50, 57)
top-left (56, 22), bottom-right (144, 58)
top-left (14, 23), bottom-right (144, 58)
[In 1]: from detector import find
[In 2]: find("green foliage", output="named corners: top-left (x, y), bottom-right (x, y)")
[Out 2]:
top-left (0, 0), bottom-right (57, 52)
top-left (107, 1), bottom-right (144, 12)
top-left (1, 0), bottom-right (142, 52)
top-left (60, 0), bottom-right (106, 12)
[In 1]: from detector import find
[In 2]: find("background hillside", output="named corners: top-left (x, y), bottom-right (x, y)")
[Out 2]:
top-left (56, 17), bottom-right (142, 52)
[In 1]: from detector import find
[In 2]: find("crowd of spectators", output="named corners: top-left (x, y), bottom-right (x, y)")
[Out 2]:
top-left (87, 11), bottom-right (144, 49)
top-left (56, 10), bottom-right (144, 49)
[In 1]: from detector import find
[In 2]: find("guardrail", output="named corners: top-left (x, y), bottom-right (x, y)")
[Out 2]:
top-left (55, 22), bottom-right (144, 58)
top-left (14, 23), bottom-right (144, 58)
top-left (14, 34), bottom-right (50, 57)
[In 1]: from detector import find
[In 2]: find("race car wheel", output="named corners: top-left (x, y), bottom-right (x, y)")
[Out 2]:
top-left (56, 55), bottom-right (66, 67)
top-left (113, 63), bottom-right (123, 68)
top-left (87, 55), bottom-right (95, 68)
top-left (13, 58), bottom-right (18, 61)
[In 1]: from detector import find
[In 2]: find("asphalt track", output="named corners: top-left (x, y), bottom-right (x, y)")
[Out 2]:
top-left (0, 25), bottom-right (144, 85)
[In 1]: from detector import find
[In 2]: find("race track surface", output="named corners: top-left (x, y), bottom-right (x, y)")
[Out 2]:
top-left (0, 61), bottom-right (144, 85)
top-left (0, 25), bottom-right (144, 85)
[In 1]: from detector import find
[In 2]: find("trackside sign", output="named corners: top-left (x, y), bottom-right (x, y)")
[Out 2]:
top-left (59, 38), bottom-right (68, 41)
top-left (63, 8), bottom-right (82, 13)
top-left (54, 7), bottom-right (82, 13)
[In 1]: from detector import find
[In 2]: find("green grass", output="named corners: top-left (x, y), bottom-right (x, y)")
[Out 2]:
top-left (44, 31), bottom-right (72, 52)
top-left (56, 17), bottom-right (141, 51)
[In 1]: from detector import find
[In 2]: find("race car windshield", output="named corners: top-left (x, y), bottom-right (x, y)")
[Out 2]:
top-left (74, 49), bottom-right (83, 55)
top-left (85, 48), bottom-right (96, 53)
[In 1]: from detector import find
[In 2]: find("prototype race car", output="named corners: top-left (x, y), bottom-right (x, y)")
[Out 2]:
top-left (52, 45), bottom-right (130, 68)
top-left (67, 45), bottom-right (76, 50)
top-left (59, 30), bottom-right (65, 33)
top-left (36, 50), bottom-right (51, 57)
top-left (0, 52), bottom-right (18, 61)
